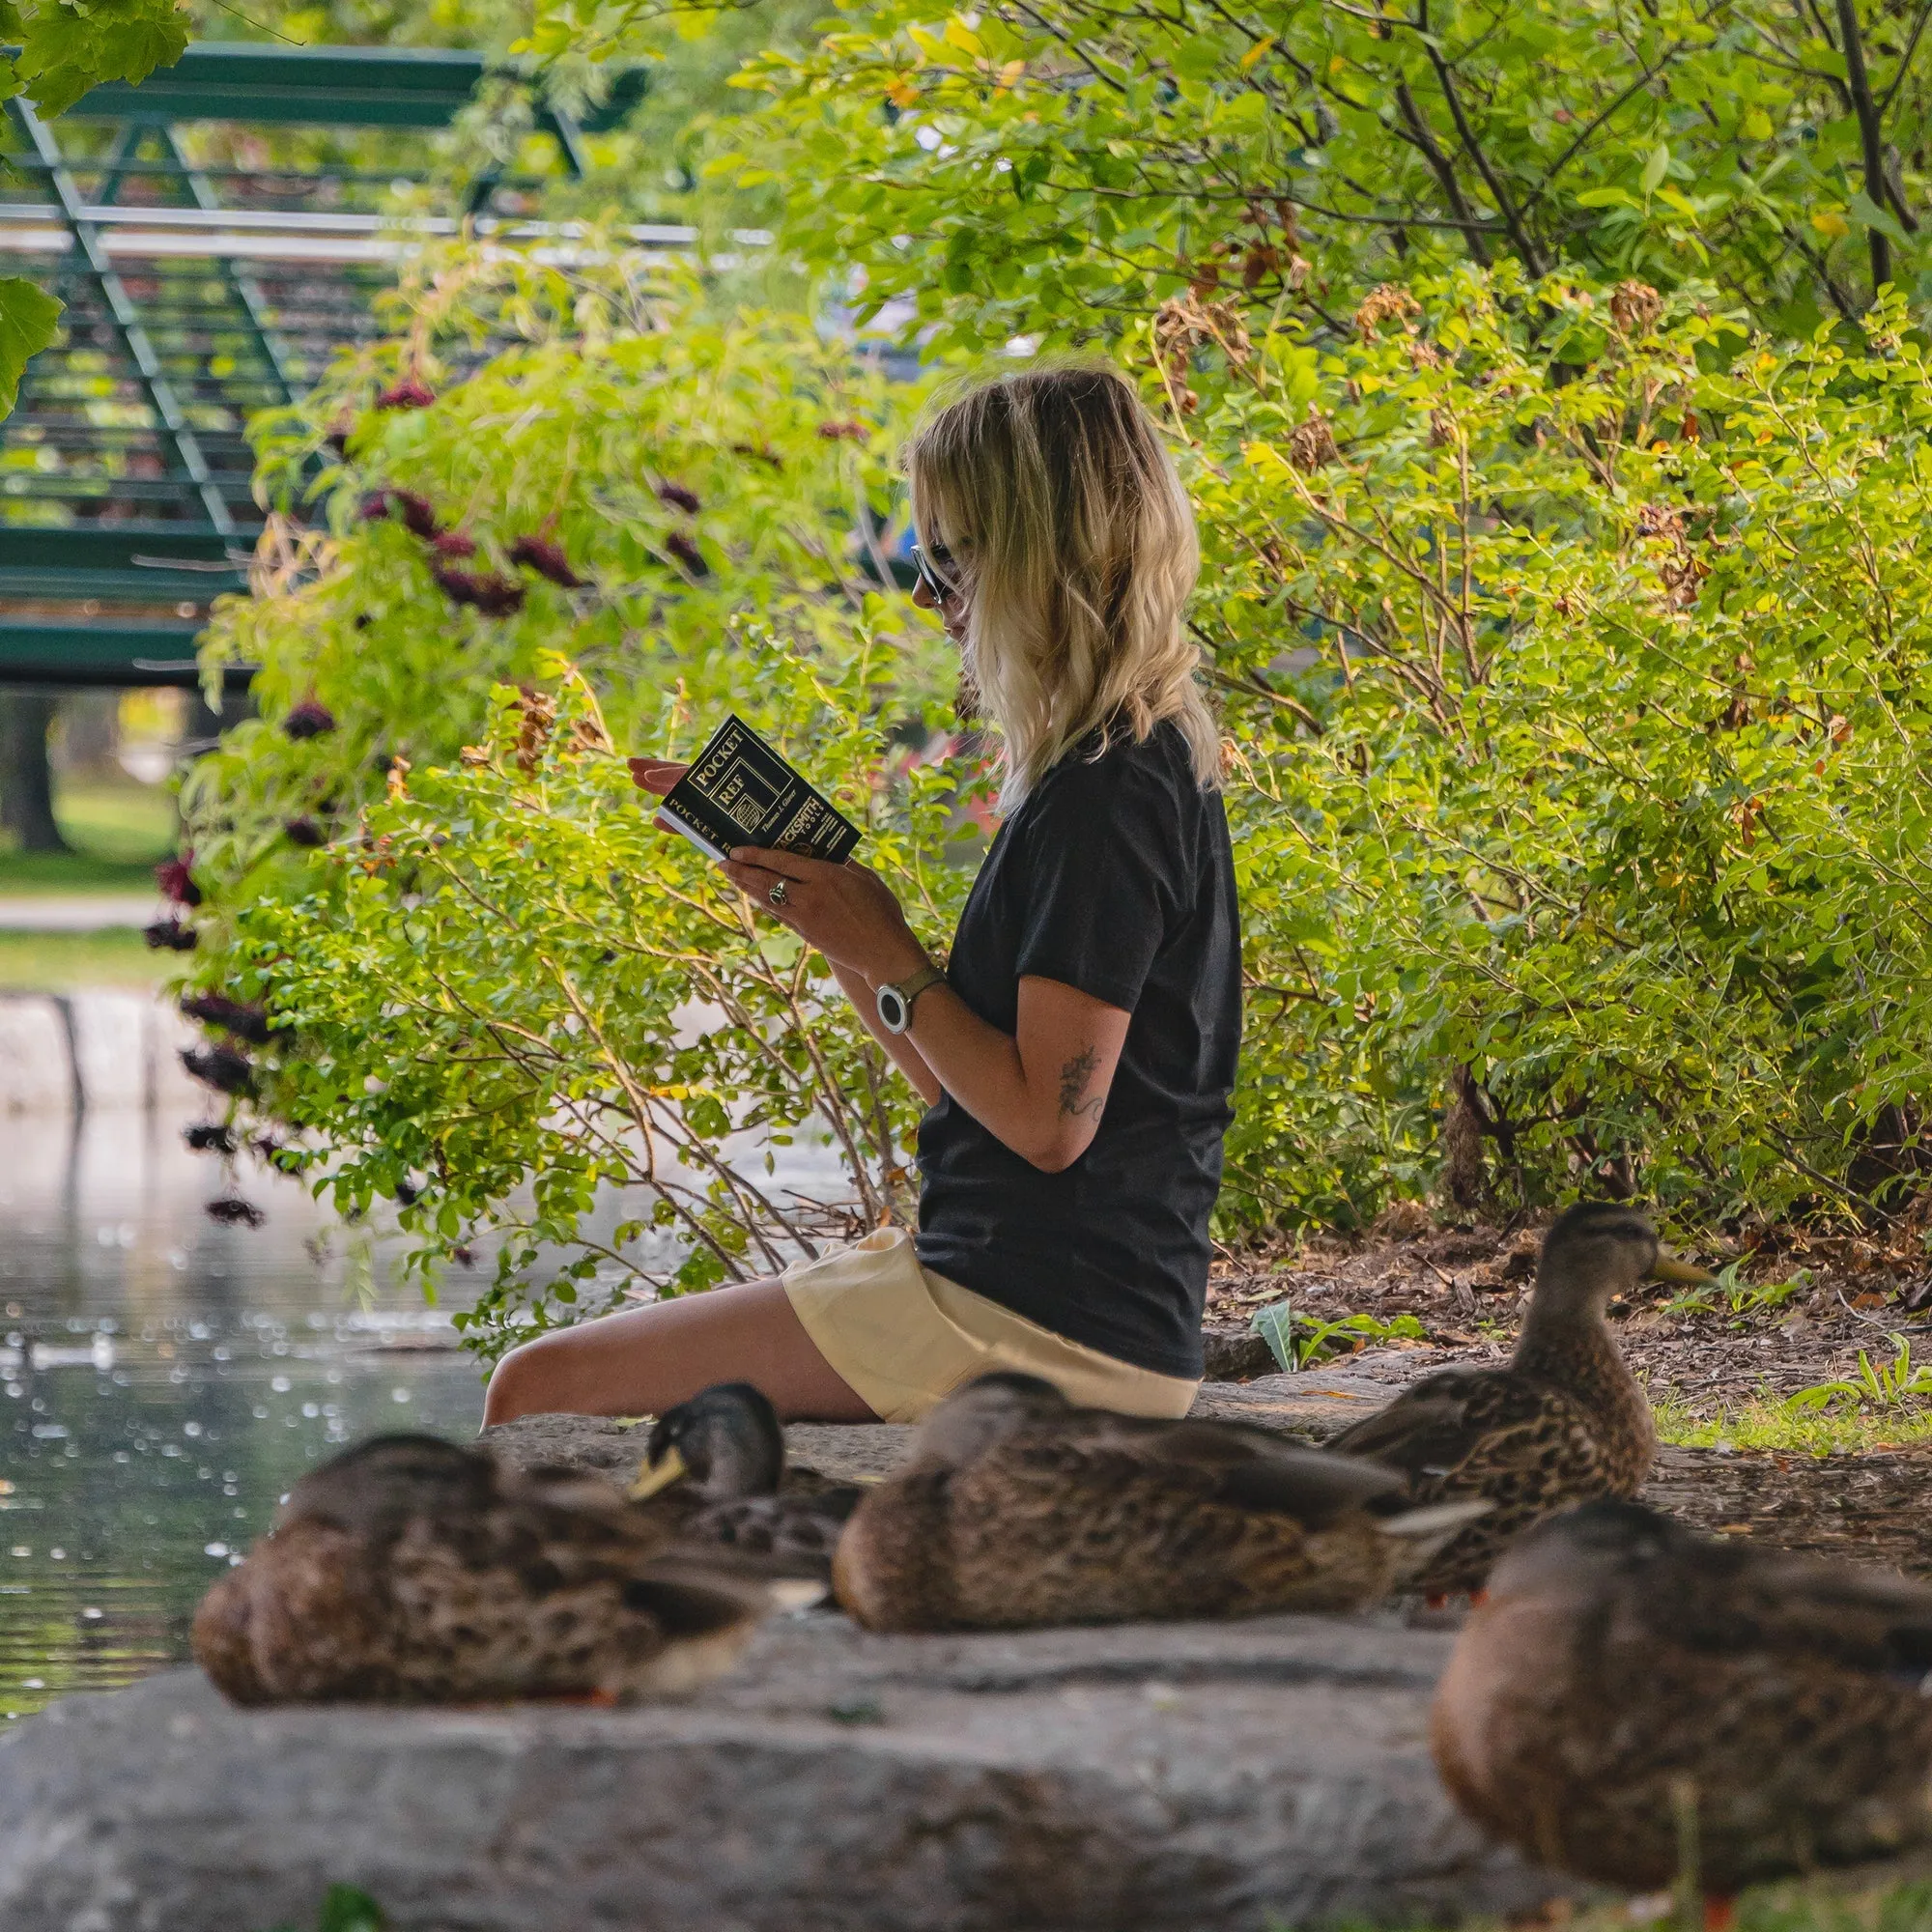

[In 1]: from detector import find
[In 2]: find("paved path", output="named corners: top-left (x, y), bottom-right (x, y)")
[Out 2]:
top-left (0, 895), bottom-right (154, 930)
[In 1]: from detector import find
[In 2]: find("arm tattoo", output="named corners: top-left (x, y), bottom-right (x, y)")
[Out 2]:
top-left (1058, 1043), bottom-right (1105, 1122)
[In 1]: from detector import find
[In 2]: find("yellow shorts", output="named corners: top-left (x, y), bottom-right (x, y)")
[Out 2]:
top-left (781, 1225), bottom-right (1200, 1425)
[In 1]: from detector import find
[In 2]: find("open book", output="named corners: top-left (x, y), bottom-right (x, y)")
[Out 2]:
top-left (657, 715), bottom-right (862, 865)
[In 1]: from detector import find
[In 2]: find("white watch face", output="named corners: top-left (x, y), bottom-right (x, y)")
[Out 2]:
top-left (877, 984), bottom-right (910, 1034)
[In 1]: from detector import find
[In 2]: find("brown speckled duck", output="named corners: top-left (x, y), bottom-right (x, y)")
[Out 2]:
top-left (192, 1434), bottom-right (773, 1706)
top-left (1327, 1201), bottom-right (1704, 1597)
top-left (1432, 1500), bottom-right (1932, 1899)
top-left (831, 1372), bottom-right (1488, 1634)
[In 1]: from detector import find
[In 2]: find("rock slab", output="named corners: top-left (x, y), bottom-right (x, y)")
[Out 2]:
top-left (482, 1371), bottom-right (1402, 1492)
top-left (0, 1611), bottom-right (1569, 1932)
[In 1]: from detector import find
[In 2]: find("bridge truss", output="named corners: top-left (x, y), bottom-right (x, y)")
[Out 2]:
top-left (0, 43), bottom-right (649, 687)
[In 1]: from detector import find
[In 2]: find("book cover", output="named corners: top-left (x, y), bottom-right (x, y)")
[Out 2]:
top-left (658, 715), bottom-right (862, 866)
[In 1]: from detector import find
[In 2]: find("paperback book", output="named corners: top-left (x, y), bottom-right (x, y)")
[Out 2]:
top-left (657, 715), bottom-right (862, 866)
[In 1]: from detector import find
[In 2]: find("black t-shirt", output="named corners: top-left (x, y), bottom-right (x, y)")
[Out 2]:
top-left (913, 719), bottom-right (1241, 1378)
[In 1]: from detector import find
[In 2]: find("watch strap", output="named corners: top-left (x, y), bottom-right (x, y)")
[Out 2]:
top-left (877, 960), bottom-right (947, 1034)
top-left (894, 962), bottom-right (947, 1010)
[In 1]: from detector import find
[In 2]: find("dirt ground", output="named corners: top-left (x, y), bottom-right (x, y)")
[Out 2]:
top-left (1202, 1208), bottom-right (1932, 1579)
top-left (1205, 1208), bottom-right (1932, 1417)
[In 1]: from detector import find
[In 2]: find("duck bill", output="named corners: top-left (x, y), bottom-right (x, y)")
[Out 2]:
top-left (1648, 1251), bottom-right (1717, 1286)
top-left (628, 1444), bottom-right (688, 1502)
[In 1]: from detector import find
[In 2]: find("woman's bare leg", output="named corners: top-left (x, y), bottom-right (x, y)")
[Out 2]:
top-left (480, 1275), bottom-right (876, 1427)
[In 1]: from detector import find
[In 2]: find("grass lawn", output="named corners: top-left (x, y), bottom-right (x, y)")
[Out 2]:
top-left (53, 779), bottom-right (175, 867)
top-left (0, 928), bottom-right (165, 989)
top-left (0, 848), bottom-right (161, 894)
top-left (1497, 1877), bottom-right (1932, 1932)
top-left (0, 780), bottom-right (176, 895)
top-left (1652, 1394), bottom-right (1932, 1456)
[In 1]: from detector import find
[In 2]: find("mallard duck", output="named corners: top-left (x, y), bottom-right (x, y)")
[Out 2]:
top-left (831, 1372), bottom-right (1489, 1634)
top-left (1327, 1200), bottom-right (1705, 1598)
top-left (192, 1434), bottom-right (773, 1706)
top-left (627, 1380), bottom-right (863, 1577)
top-left (1432, 1499), bottom-right (1932, 1899)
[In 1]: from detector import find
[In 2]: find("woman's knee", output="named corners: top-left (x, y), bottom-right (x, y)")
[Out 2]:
top-left (482, 1333), bottom-right (569, 1426)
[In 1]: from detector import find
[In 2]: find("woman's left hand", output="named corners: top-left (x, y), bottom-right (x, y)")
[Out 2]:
top-left (723, 845), bottom-right (928, 984)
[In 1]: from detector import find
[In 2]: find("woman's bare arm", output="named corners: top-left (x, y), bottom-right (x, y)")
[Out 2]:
top-left (828, 959), bottom-right (943, 1106)
top-left (831, 959), bottom-right (1126, 1168)
top-left (899, 973), bottom-right (1129, 1173)
top-left (623, 767), bottom-right (1131, 1172)
top-left (720, 838), bottom-right (1132, 1173)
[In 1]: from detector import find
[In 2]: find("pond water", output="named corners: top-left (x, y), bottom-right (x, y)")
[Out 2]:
top-left (0, 1111), bottom-right (485, 1725)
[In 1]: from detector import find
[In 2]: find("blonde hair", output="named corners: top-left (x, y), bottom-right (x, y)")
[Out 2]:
top-left (904, 361), bottom-right (1218, 808)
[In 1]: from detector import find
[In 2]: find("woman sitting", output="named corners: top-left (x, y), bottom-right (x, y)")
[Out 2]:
top-left (483, 363), bottom-right (1240, 1428)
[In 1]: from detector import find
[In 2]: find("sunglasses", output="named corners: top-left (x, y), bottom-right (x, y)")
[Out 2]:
top-left (910, 541), bottom-right (961, 605)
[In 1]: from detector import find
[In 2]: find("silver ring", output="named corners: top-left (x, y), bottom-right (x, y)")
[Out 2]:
top-left (768, 880), bottom-right (789, 907)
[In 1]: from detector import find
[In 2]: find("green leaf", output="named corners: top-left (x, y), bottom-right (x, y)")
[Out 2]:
top-left (1640, 142), bottom-right (1670, 195)
top-left (1848, 189), bottom-right (1908, 248)
top-left (1249, 1299), bottom-right (1295, 1374)
top-left (317, 1884), bottom-right (387, 1932)
top-left (0, 277), bottom-right (61, 417)
top-left (17, 0), bottom-right (188, 117)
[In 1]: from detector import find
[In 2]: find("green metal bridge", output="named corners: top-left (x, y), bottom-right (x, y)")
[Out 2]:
top-left (0, 43), bottom-right (649, 687)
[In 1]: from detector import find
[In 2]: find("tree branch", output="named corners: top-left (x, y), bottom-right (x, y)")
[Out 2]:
top-left (1520, 43), bottom-right (1692, 213)
top-left (1878, 0), bottom-right (1932, 114)
top-left (1835, 0), bottom-right (1892, 291)
top-left (1417, 6), bottom-right (1547, 273)
top-left (1392, 81), bottom-right (1493, 266)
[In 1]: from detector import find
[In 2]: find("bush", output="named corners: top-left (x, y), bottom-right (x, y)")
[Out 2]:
top-left (1193, 270), bottom-right (1932, 1231)
top-left (230, 659), bottom-right (971, 1354)
top-left (179, 247), bottom-right (964, 1351)
top-left (185, 247), bottom-right (927, 918)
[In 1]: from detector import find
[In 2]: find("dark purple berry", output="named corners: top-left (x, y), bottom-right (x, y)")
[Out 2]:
top-left (434, 565), bottom-right (526, 617)
top-left (376, 378), bottom-right (436, 411)
top-left (282, 700), bottom-right (336, 741)
top-left (507, 535), bottom-right (586, 588)
top-left (656, 482), bottom-right (701, 516)
top-left (181, 1045), bottom-right (255, 1097)
top-left (185, 1123), bottom-right (238, 1155)
top-left (664, 530), bottom-right (705, 575)
top-left (145, 918), bottom-right (197, 952)
top-left (181, 994), bottom-right (272, 1045)
top-left (390, 491), bottom-right (439, 539)
top-left (205, 1196), bottom-right (266, 1228)
top-left (285, 818), bottom-right (327, 849)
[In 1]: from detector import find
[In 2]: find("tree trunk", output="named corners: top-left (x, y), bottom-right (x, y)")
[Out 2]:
top-left (0, 692), bottom-right (68, 853)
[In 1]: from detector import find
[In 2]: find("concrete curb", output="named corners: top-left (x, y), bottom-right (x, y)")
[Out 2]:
top-left (0, 992), bottom-right (201, 1114)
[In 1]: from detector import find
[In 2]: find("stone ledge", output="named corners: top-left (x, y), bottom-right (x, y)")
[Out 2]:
top-left (482, 1371), bottom-right (1422, 1492)
top-left (0, 1612), bottom-right (1572, 1932)
top-left (0, 990), bottom-right (201, 1115)
top-left (488, 1370), bottom-right (1932, 1579)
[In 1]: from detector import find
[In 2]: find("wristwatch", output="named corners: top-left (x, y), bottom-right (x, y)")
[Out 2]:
top-left (876, 961), bottom-right (947, 1036)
